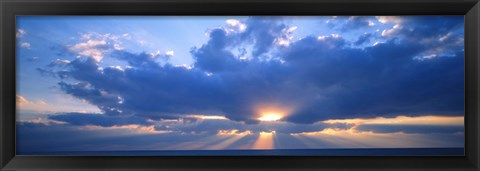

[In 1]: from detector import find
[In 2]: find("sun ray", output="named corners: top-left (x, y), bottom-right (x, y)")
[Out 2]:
top-left (208, 130), bottom-right (253, 149)
top-left (252, 131), bottom-right (276, 149)
top-left (208, 134), bottom-right (248, 149)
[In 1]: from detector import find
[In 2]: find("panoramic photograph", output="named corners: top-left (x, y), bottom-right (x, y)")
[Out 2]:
top-left (16, 16), bottom-right (465, 155)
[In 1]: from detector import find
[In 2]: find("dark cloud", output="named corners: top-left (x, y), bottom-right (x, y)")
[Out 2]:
top-left (40, 16), bottom-right (464, 125)
top-left (15, 122), bottom-right (273, 153)
top-left (241, 17), bottom-right (287, 57)
top-left (156, 118), bottom-right (351, 135)
top-left (16, 122), bottom-right (203, 153)
top-left (192, 17), bottom-right (287, 72)
top-left (48, 113), bottom-right (150, 127)
top-left (16, 121), bottom-right (464, 153)
top-left (284, 37), bottom-right (464, 123)
top-left (58, 82), bottom-right (123, 115)
top-left (354, 33), bottom-right (373, 45)
top-left (112, 51), bottom-right (163, 69)
top-left (191, 28), bottom-right (243, 72)
top-left (36, 68), bottom-right (57, 78)
top-left (356, 124), bottom-right (464, 134)
top-left (47, 59), bottom-right (70, 67)
top-left (392, 16), bottom-right (463, 40)
top-left (327, 16), bottom-right (375, 31)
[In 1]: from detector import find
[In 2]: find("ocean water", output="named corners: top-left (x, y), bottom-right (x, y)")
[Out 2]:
top-left (19, 148), bottom-right (464, 156)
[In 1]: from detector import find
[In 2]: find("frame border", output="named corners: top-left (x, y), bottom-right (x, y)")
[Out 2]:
top-left (1, 0), bottom-right (479, 170)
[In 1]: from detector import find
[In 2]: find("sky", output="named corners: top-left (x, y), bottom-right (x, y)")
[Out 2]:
top-left (15, 16), bottom-right (465, 154)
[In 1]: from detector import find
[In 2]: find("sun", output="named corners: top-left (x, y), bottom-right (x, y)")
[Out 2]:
top-left (258, 113), bottom-right (282, 122)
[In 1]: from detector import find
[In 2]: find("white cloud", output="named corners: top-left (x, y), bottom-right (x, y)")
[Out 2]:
top-left (17, 94), bottom-right (101, 114)
top-left (376, 16), bottom-right (403, 24)
top-left (70, 33), bottom-right (129, 62)
top-left (373, 41), bottom-right (384, 46)
top-left (150, 50), bottom-right (161, 58)
top-left (117, 96), bottom-right (124, 104)
top-left (381, 24), bottom-right (401, 37)
top-left (318, 34), bottom-right (341, 40)
top-left (73, 40), bottom-right (108, 49)
top-left (175, 64), bottom-right (193, 70)
top-left (275, 26), bottom-right (297, 46)
top-left (148, 50), bottom-right (173, 61)
top-left (79, 124), bottom-right (171, 134)
top-left (108, 65), bottom-right (124, 71)
top-left (16, 29), bottom-right (26, 38)
top-left (16, 95), bottom-right (29, 106)
top-left (20, 42), bottom-right (31, 49)
top-left (414, 54), bottom-right (438, 60)
top-left (71, 38), bottom-right (108, 62)
top-left (217, 129), bottom-right (253, 136)
top-left (186, 115), bottom-right (227, 120)
top-left (16, 95), bottom-right (54, 113)
top-left (439, 32), bottom-right (452, 42)
top-left (113, 43), bottom-right (124, 50)
top-left (17, 117), bottom-right (68, 126)
top-left (226, 19), bottom-right (247, 32)
top-left (80, 49), bottom-right (104, 61)
top-left (166, 50), bottom-right (174, 56)
top-left (368, 20), bottom-right (375, 26)
top-left (50, 59), bottom-right (71, 66)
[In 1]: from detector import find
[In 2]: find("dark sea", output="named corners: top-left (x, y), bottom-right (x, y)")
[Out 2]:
top-left (19, 148), bottom-right (464, 156)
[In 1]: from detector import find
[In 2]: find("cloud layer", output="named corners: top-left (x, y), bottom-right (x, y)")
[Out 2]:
top-left (40, 16), bottom-right (464, 125)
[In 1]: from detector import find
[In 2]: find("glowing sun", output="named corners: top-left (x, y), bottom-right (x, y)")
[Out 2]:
top-left (258, 113), bottom-right (282, 122)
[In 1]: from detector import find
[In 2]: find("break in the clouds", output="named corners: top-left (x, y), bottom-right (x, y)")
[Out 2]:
top-left (16, 16), bottom-right (464, 153)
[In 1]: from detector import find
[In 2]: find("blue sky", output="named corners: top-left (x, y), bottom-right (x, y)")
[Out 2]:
top-left (16, 16), bottom-right (465, 154)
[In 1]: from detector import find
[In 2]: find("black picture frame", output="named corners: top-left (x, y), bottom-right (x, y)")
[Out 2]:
top-left (1, 0), bottom-right (479, 170)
